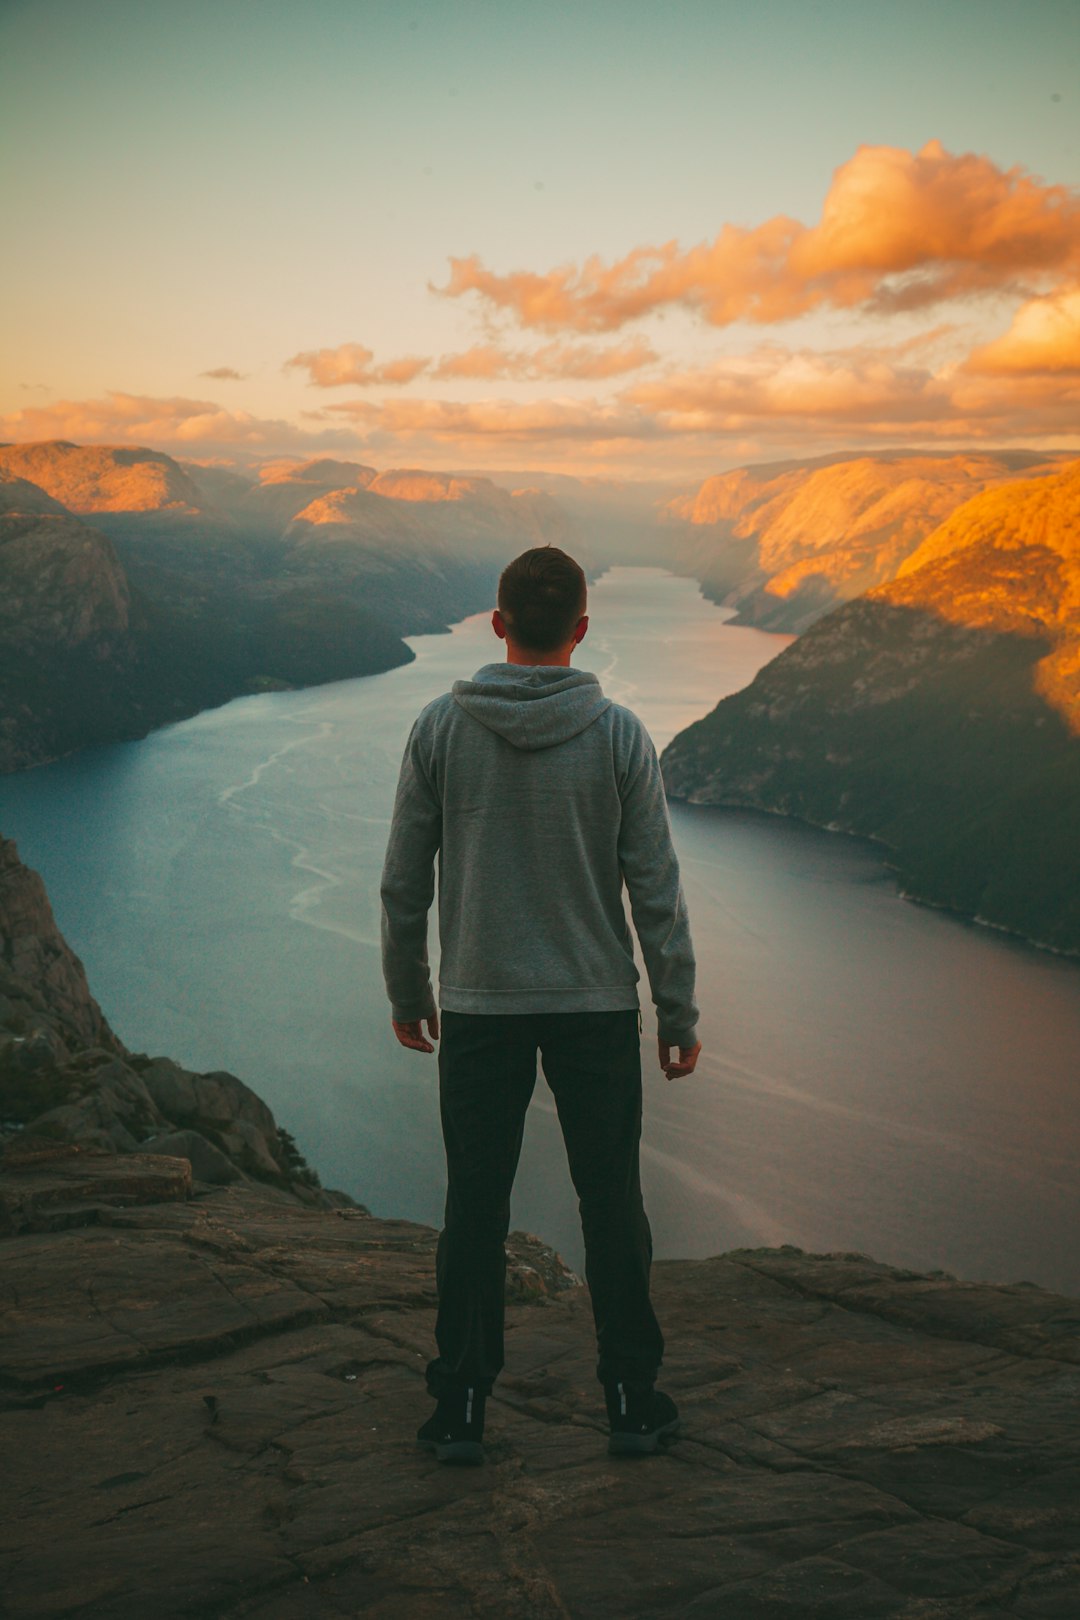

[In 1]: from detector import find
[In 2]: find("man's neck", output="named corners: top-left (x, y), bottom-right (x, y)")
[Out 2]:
top-left (504, 644), bottom-right (573, 668)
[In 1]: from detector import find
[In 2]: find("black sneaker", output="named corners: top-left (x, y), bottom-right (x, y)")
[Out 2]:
top-left (416, 1385), bottom-right (486, 1465)
top-left (604, 1380), bottom-right (681, 1455)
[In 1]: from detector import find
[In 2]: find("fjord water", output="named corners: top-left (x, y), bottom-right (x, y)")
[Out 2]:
top-left (3, 567), bottom-right (1079, 1294)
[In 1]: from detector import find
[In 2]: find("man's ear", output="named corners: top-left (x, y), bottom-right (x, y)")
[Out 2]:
top-left (573, 615), bottom-right (589, 644)
top-left (492, 609), bottom-right (508, 641)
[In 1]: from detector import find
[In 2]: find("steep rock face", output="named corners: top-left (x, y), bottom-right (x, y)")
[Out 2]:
top-left (665, 451), bottom-right (1068, 632)
top-left (0, 837), bottom-right (122, 1062)
top-left (0, 838), bottom-right (345, 1201)
top-left (661, 462), bottom-right (1080, 952)
top-left (0, 472), bottom-right (131, 651)
top-left (0, 474), bottom-right (143, 769)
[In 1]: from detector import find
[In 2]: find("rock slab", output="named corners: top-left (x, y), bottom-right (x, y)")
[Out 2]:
top-left (1, 1159), bottom-right (1077, 1619)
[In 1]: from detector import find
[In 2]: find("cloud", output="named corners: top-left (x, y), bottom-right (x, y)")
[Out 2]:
top-left (435, 142), bottom-right (1080, 333)
top-left (0, 391), bottom-right (360, 453)
top-left (965, 285), bottom-right (1080, 373)
top-left (622, 339), bottom-right (1080, 443)
top-left (624, 348), bottom-right (950, 430)
top-left (328, 395), bottom-right (658, 444)
top-left (285, 342), bottom-right (429, 387)
top-left (432, 337), bottom-right (657, 381)
top-left (200, 366), bottom-right (247, 381)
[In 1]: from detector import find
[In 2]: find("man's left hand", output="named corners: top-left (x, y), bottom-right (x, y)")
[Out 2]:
top-left (392, 1012), bottom-right (440, 1053)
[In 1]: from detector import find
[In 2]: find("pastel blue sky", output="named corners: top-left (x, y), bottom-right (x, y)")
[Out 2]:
top-left (2, 0), bottom-right (1077, 475)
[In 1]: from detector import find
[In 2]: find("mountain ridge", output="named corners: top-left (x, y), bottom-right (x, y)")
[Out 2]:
top-left (661, 460), bottom-right (1080, 953)
top-left (664, 450), bottom-right (1074, 632)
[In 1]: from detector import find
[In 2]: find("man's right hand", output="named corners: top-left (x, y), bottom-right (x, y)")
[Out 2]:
top-left (659, 1038), bottom-right (701, 1081)
top-left (392, 1012), bottom-right (440, 1054)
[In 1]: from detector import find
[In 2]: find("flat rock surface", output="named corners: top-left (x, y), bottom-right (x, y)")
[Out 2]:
top-left (2, 1157), bottom-right (1078, 1618)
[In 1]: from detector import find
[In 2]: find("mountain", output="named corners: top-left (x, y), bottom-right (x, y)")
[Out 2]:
top-left (0, 440), bottom-right (206, 514)
top-left (280, 469), bottom-right (579, 628)
top-left (661, 461), bottom-right (1080, 954)
top-left (0, 442), bottom-right (577, 769)
top-left (0, 470), bottom-right (146, 769)
top-left (664, 451), bottom-right (1069, 632)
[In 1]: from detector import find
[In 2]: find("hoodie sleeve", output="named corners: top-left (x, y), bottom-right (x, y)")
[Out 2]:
top-left (380, 717), bottom-right (441, 1023)
top-left (617, 720), bottom-right (699, 1048)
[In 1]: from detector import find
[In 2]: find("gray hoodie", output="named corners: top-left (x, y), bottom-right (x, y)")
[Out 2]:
top-left (380, 662), bottom-right (699, 1046)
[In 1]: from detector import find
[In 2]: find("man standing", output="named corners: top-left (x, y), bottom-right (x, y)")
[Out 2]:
top-left (380, 545), bottom-right (701, 1465)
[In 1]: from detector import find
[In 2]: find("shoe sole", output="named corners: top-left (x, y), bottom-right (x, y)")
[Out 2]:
top-left (416, 1437), bottom-right (486, 1465)
top-left (608, 1418), bottom-right (681, 1456)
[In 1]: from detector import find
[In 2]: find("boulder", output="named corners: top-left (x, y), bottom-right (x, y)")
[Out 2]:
top-left (139, 1128), bottom-right (243, 1187)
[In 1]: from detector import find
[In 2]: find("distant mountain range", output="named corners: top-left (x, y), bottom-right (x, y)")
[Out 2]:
top-left (0, 440), bottom-right (577, 770)
top-left (662, 459), bottom-right (1080, 954)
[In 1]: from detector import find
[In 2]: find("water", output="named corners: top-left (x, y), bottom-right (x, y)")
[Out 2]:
top-left (3, 567), bottom-right (1079, 1294)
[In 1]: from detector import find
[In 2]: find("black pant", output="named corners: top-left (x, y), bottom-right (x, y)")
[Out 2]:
top-left (425, 1008), bottom-right (665, 1399)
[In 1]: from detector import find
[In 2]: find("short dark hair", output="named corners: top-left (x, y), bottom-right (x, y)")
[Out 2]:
top-left (498, 546), bottom-right (587, 653)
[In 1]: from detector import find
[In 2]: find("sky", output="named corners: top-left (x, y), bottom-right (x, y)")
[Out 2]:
top-left (1, 0), bottom-right (1078, 481)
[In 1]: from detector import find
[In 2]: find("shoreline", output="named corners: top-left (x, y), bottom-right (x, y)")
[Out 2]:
top-left (671, 792), bottom-right (1080, 968)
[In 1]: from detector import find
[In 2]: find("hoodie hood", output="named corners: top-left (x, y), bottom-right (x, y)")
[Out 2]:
top-left (451, 662), bottom-right (611, 751)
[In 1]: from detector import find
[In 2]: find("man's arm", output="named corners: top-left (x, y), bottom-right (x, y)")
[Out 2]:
top-left (380, 718), bottom-right (441, 1028)
top-left (617, 722), bottom-right (700, 1057)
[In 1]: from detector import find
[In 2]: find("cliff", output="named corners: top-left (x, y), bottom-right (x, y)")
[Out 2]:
top-left (664, 450), bottom-right (1069, 632)
top-left (2, 849), bottom-right (1079, 1616)
top-left (0, 834), bottom-right (348, 1201)
top-left (661, 461), bottom-right (1080, 953)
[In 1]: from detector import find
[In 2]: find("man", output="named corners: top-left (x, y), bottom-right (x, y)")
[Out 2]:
top-left (380, 545), bottom-right (701, 1465)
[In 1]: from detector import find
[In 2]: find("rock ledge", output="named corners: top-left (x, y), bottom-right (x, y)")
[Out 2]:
top-left (2, 1150), bottom-right (1077, 1619)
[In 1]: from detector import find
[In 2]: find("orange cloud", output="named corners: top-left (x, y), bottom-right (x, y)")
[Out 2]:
top-left (0, 392), bottom-right (359, 452)
top-left (432, 337), bottom-right (657, 381)
top-left (965, 285), bottom-right (1080, 374)
top-left (435, 142), bottom-right (1080, 333)
top-left (623, 340), bottom-right (1080, 443)
top-left (201, 366), bottom-right (247, 381)
top-left (329, 395), bottom-right (657, 444)
top-left (624, 350), bottom-right (951, 437)
top-left (285, 342), bottom-right (429, 387)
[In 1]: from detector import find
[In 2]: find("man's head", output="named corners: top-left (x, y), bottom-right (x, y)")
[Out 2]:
top-left (493, 545), bottom-right (588, 666)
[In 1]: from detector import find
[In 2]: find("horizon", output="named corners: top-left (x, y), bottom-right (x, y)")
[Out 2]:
top-left (1, 0), bottom-right (1078, 479)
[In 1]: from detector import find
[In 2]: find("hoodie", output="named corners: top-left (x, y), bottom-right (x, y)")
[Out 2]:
top-left (379, 662), bottom-right (699, 1046)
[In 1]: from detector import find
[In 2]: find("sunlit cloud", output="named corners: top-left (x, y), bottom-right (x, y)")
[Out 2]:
top-left (0, 392), bottom-right (360, 452)
top-left (624, 348), bottom-right (952, 430)
top-left (285, 342), bottom-right (429, 387)
top-left (965, 285), bottom-right (1080, 373)
top-left (435, 142), bottom-right (1080, 333)
top-left (329, 395), bottom-right (659, 444)
top-left (432, 337), bottom-right (658, 381)
top-left (200, 366), bottom-right (247, 381)
top-left (624, 339), bottom-right (1080, 442)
